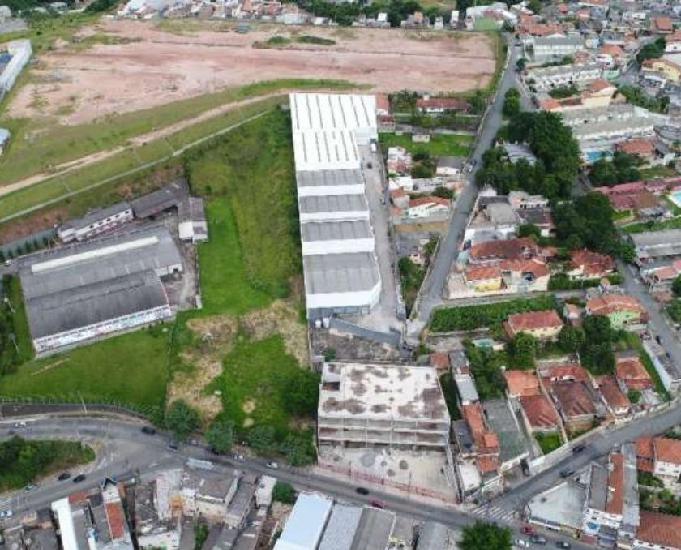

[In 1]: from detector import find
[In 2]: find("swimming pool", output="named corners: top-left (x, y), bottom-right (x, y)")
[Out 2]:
top-left (669, 190), bottom-right (681, 208)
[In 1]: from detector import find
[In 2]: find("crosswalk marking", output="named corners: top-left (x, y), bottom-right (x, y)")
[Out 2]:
top-left (471, 505), bottom-right (516, 523)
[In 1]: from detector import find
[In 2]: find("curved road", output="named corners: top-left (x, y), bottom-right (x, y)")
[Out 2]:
top-left (0, 414), bottom-right (584, 549)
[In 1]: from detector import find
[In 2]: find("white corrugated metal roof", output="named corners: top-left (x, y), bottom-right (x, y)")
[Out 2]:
top-left (274, 494), bottom-right (333, 550)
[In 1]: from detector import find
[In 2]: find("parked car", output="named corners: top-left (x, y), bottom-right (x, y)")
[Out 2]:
top-left (356, 487), bottom-right (370, 496)
top-left (572, 444), bottom-right (586, 454)
top-left (141, 426), bottom-right (156, 435)
top-left (530, 535), bottom-right (547, 545)
top-left (515, 539), bottom-right (530, 548)
top-left (559, 468), bottom-right (575, 478)
top-left (369, 500), bottom-right (385, 509)
top-left (24, 484), bottom-right (36, 492)
top-left (168, 439), bottom-right (179, 451)
top-left (57, 472), bottom-right (71, 481)
top-left (266, 461), bottom-right (279, 469)
top-left (521, 526), bottom-right (535, 535)
top-left (73, 474), bottom-right (86, 483)
top-left (555, 542), bottom-right (571, 549)
top-left (0, 510), bottom-right (12, 519)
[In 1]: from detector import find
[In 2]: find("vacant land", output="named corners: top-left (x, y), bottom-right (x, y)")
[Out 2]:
top-left (379, 132), bottom-right (473, 157)
top-left (7, 19), bottom-right (496, 126)
top-left (0, 436), bottom-right (95, 491)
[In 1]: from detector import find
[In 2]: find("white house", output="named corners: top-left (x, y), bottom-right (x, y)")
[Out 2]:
top-left (407, 196), bottom-right (450, 218)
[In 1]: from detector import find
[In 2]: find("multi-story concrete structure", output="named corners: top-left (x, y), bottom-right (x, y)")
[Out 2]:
top-left (289, 93), bottom-right (382, 322)
top-left (57, 202), bottom-right (134, 243)
top-left (525, 63), bottom-right (602, 92)
top-left (317, 362), bottom-right (451, 449)
top-left (526, 35), bottom-right (585, 59)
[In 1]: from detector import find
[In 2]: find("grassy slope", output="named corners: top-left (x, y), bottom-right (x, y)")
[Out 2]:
top-left (0, 327), bottom-right (170, 410)
top-left (379, 132), bottom-right (473, 157)
top-left (7, 276), bottom-right (33, 363)
top-left (0, 78), bottom-right (354, 187)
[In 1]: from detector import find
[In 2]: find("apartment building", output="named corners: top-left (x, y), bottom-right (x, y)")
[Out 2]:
top-left (525, 63), bottom-right (602, 92)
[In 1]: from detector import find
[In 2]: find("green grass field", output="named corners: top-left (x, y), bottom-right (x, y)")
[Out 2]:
top-left (213, 335), bottom-right (302, 434)
top-left (379, 132), bottom-right (473, 157)
top-left (6, 276), bottom-right (33, 363)
top-left (535, 432), bottom-right (562, 455)
top-left (0, 326), bottom-right (170, 411)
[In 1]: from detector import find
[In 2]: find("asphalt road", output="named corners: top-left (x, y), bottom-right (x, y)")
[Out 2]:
top-left (0, 414), bottom-right (584, 549)
top-left (409, 38), bottom-right (520, 339)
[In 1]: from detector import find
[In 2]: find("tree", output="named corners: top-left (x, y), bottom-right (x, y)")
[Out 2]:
top-left (502, 88), bottom-right (521, 118)
top-left (459, 521), bottom-right (512, 550)
top-left (432, 186), bottom-right (454, 199)
top-left (509, 332), bottom-right (537, 369)
top-left (283, 369), bottom-right (320, 417)
top-left (589, 152), bottom-right (641, 186)
top-left (517, 224), bottom-right (541, 239)
top-left (672, 275), bottom-right (681, 297)
top-left (247, 425), bottom-right (277, 454)
top-left (637, 37), bottom-right (666, 64)
top-left (527, 0), bottom-right (542, 14)
top-left (165, 400), bottom-right (200, 442)
top-left (272, 481), bottom-right (296, 504)
top-left (516, 57), bottom-right (527, 72)
top-left (628, 389), bottom-right (642, 404)
top-left (558, 325), bottom-right (585, 354)
top-left (583, 315), bottom-right (612, 344)
top-left (205, 419), bottom-right (234, 454)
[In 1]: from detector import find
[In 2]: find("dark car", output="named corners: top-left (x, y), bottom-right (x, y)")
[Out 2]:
top-left (356, 487), bottom-right (370, 496)
top-left (73, 474), bottom-right (86, 483)
top-left (559, 468), bottom-right (575, 478)
top-left (521, 526), bottom-right (535, 535)
top-left (530, 535), bottom-right (547, 545)
top-left (141, 426), bottom-right (156, 435)
top-left (555, 542), bottom-right (571, 549)
top-left (572, 444), bottom-right (586, 454)
top-left (57, 472), bottom-right (71, 481)
top-left (168, 440), bottom-right (179, 451)
top-left (369, 500), bottom-right (385, 509)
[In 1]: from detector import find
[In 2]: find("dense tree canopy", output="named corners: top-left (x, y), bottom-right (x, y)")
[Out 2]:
top-left (205, 419), bottom-right (234, 454)
top-left (460, 521), bottom-right (512, 550)
top-left (637, 37), bottom-right (666, 64)
top-left (503, 88), bottom-right (521, 118)
top-left (589, 152), bottom-right (642, 187)
top-left (165, 400), bottom-right (200, 442)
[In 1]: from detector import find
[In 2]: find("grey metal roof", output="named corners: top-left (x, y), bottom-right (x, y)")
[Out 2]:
top-left (483, 399), bottom-right (528, 463)
top-left (21, 226), bottom-right (182, 301)
top-left (130, 179), bottom-right (188, 218)
top-left (416, 522), bottom-right (449, 550)
top-left (300, 220), bottom-right (372, 242)
top-left (179, 197), bottom-right (206, 223)
top-left (26, 270), bottom-right (167, 339)
top-left (350, 508), bottom-right (394, 550)
top-left (296, 169), bottom-right (364, 188)
top-left (60, 201), bottom-right (131, 232)
top-left (298, 194), bottom-right (368, 214)
top-left (631, 229), bottom-right (681, 248)
top-left (319, 505), bottom-right (362, 550)
top-left (303, 252), bottom-right (379, 294)
top-left (588, 463), bottom-right (608, 511)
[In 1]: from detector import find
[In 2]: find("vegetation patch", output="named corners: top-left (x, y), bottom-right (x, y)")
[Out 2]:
top-left (535, 432), bottom-right (562, 455)
top-left (430, 294), bottom-right (557, 333)
top-left (0, 436), bottom-right (95, 491)
top-left (379, 132), bottom-right (473, 157)
top-left (0, 275), bottom-right (33, 373)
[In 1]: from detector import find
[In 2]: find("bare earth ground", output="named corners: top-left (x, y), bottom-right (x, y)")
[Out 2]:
top-left (8, 20), bottom-right (496, 125)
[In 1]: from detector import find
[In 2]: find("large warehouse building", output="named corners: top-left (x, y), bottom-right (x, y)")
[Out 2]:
top-left (289, 92), bottom-right (381, 321)
top-left (20, 227), bottom-right (182, 355)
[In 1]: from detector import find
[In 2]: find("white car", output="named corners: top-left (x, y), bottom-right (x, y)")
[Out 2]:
top-left (515, 540), bottom-right (530, 548)
top-left (0, 510), bottom-right (13, 519)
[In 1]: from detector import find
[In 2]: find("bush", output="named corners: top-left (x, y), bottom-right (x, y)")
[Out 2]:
top-left (165, 400), bottom-right (200, 442)
top-left (205, 419), bottom-right (234, 454)
top-left (272, 481), bottom-right (296, 504)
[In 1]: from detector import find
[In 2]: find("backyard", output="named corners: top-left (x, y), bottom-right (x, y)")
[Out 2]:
top-left (379, 132), bottom-right (473, 157)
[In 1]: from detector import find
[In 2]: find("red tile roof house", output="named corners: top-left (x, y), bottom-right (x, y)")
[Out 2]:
top-left (416, 96), bottom-right (471, 114)
top-left (469, 237), bottom-right (540, 265)
top-left (520, 394), bottom-right (562, 434)
top-left (375, 94), bottom-right (390, 116)
top-left (597, 375), bottom-right (631, 418)
top-left (462, 403), bottom-right (501, 477)
top-left (585, 294), bottom-right (649, 329)
top-left (636, 436), bottom-right (681, 485)
top-left (636, 511), bottom-right (681, 550)
top-left (567, 249), bottom-right (616, 280)
top-left (504, 370), bottom-right (541, 398)
top-left (615, 354), bottom-right (653, 392)
top-left (617, 138), bottom-right (656, 162)
top-left (504, 310), bottom-right (563, 341)
top-left (549, 380), bottom-right (598, 434)
top-left (651, 16), bottom-right (674, 34)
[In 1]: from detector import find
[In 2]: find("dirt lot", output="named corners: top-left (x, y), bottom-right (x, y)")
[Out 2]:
top-left (8, 20), bottom-right (497, 125)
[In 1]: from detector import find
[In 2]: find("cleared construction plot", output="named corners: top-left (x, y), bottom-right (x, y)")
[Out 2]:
top-left (6, 20), bottom-right (497, 126)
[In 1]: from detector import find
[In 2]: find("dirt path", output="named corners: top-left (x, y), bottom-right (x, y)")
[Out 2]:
top-left (0, 92), bottom-right (286, 201)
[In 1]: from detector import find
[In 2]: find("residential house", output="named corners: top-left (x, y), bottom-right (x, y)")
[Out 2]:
top-left (549, 380), bottom-right (598, 433)
top-left (520, 394), bottom-right (562, 433)
top-left (585, 294), bottom-right (648, 329)
top-left (525, 63), bottom-right (602, 92)
top-left (375, 94), bottom-right (390, 116)
top-left (504, 310), bottom-right (563, 340)
top-left (666, 31), bottom-right (681, 54)
top-left (597, 375), bottom-right (631, 418)
top-left (642, 58), bottom-right (681, 84)
top-left (617, 138), bottom-right (656, 163)
top-left (568, 249), bottom-right (616, 280)
top-left (527, 35), bottom-right (585, 59)
top-left (616, 354), bottom-right (653, 392)
top-left (415, 96), bottom-right (470, 114)
top-left (504, 370), bottom-right (541, 398)
top-left (642, 259), bottom-right (681, 290)
top-left (454, 373), bottom-right (479, 406)
top-left (636, 437), bottom-right (681, 485)
top-left (651, 16), bottom-right (674, 34)
top-left (635, 511), bottom-right (681, 550)
top-left (461, 403), bottom-right (501, 477)
top-left (631, 229), bottom-right (681, 263)
top-left (180, 469), bottom-right (239, 523)
top-left (469, 237), bottom-right (540, 265)
top-left (406, 196), bottom-right (450, 218)
top-left (386, 146), bottom-right (412, 175)
top-left (436, 156), bottom-right (466, 178)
